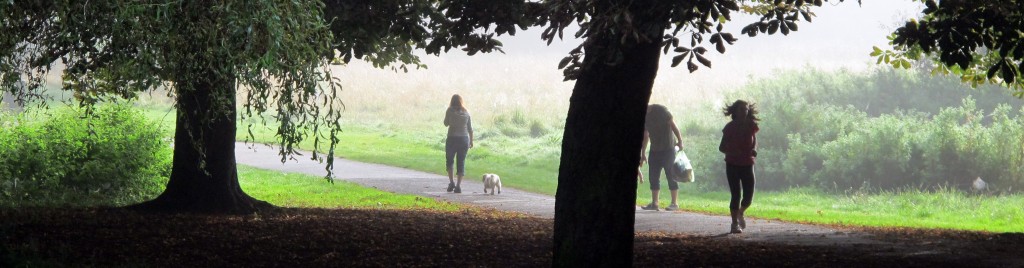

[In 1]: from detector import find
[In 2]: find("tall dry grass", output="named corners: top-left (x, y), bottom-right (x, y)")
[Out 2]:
top-left (326, 51), bottom-right (746, 130)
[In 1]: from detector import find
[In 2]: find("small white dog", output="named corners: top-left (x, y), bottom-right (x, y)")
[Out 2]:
top-left (482, 173), bottom-right (502, 195)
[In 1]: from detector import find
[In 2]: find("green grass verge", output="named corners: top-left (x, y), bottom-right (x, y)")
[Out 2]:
top-left (650, 186), bottom-right (1024, 233)
top-left (238, 120), bottom-right (562, 196)
top-left (138, 105), bottom-right (1024, 233)
top-left (237, 164), bottom-right (459, 211)
top-left (252, 125), bottom-right (1024, 233)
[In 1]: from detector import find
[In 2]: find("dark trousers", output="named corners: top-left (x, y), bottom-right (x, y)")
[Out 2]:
top-left (726, 164), bottom-right (755, 210)
top-left (445, 136), bottom-right (469, 176)
top-left (648, 150), bottom-right (679, 191)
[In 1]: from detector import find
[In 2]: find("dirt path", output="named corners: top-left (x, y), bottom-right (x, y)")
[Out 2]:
top-left (234, 142), bottom-right (1024, 266)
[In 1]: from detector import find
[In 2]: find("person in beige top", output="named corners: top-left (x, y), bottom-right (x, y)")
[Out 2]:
top-left (443, 94), bottom-right (474, 193)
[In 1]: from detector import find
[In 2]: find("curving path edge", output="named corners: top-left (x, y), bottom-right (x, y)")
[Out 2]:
top-left (235, 142), bottom-right (889, 248)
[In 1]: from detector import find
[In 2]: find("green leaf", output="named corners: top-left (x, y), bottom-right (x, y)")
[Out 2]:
top-left (558, 57), bottom-right (572, 69)
top-left (1002, 63), bottom-right (1015, 84)
top-left (785, 21), bottom-right (798, 32)
top-left (870, 46), bottom-right (882, 57)
top-left (695, 53), bottom-right (711, 67)
top-left (671, 54), bottom-right (685, 67)
top-left (987, 62), bottom-right (1000, 79)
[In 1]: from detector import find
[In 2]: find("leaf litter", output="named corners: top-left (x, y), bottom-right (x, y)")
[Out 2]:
top-left (0, 207), bottom-right (1020, 267)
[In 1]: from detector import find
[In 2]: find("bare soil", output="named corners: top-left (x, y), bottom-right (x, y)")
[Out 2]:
top-left (1, 207), bottom-right (1021, 267)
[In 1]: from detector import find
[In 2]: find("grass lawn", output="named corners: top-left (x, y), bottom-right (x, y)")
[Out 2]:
top-left (243, 125), bottom-right (1024, 233)
top-left (237, 164), bottom-right (460, 211)
top-left (656, 186), bottom-right (1024, 233)
top-left (136, 105), bottom-right (1024, 233)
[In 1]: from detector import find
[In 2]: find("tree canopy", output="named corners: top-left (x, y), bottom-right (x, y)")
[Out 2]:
top-left (535, 0), bottom-right (861, 81)
top-left (876, 0), bottom-right (1024, 97)
top-left (0, 0), bottom-right (533, 177)
top-left (0, 0), bottom-right (342, 165)
top-left (0, 0), bottom-right (534, 213)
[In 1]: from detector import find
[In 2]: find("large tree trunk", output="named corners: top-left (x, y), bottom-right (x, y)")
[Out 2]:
top-left (130, 71), bottom-right (272, 214)
top-left (552, 19), bottom-right (667, 267)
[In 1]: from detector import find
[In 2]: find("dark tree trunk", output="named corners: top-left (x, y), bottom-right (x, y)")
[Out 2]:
top-left (551, 19), bottom-right (667, 267)
top-left (129, 71), bottom-right (272, 214)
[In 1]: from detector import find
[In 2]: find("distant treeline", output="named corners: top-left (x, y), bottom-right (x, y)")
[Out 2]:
top-left (682, 68), bottom-right (1024, 193)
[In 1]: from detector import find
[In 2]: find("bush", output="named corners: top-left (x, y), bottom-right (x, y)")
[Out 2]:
top-left (0, 104), bottom-right (171, 206)
top-left (683, 68), bottom-right (1024, 193)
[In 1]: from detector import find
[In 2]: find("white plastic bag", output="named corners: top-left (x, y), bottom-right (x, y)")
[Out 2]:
top-left (669, 147), bottom-right (694, 183)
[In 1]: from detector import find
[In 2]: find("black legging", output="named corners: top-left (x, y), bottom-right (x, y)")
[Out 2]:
top-left (726, 164), bottom-right (755, 210)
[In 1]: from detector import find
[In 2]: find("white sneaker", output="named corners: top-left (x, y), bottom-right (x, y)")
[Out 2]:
top-left (665, 204), bottom-right (679, 211)
top-left (730, 223), bottom-right (743, 234)
top-left (739, 216), bottom-right (746, 229)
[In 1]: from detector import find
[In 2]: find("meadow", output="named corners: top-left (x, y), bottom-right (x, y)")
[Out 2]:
top-left (222, 64), bottom-right (1024, 233)
top-left (3, 61), bottom-right (1023, 233)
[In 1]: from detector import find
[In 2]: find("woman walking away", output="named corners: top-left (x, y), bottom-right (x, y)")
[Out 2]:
top-left (640, 104), bottom-right (683, 211)
top-left (719, 100), bottom-right (759, 234)
top-left (444, 94), bottom-right (474, 193)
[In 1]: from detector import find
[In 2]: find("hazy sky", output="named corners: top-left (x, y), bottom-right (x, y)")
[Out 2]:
top-left (410, 1), bottom-right (925, 95)
top-left (492, 1), bottom-right (925, 70)
top-left (334, 1), bottom-right (928, 118)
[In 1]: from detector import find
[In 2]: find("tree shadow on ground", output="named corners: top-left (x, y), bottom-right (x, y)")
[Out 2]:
top-left (0, 207), bottom-right (1018, 267)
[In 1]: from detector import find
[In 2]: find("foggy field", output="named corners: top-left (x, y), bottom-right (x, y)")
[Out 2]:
top-left (207, 63), bottom-right (1024, 233)
top-left (7, 64), bottom-right (1023, 232)
top-left (24, 45), bottom-right (1012, 233)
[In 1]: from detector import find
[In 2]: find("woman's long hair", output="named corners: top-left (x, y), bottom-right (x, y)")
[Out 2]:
top-left (449, 94), bottom-right (466, 112)
top-left (723, 100), bottom-right (759, 121)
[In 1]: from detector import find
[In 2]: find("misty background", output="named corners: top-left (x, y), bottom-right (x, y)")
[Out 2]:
top-left (330, 1), bottom-right (927, 126)
top-left (324, 1), bottom-right (1024, 193)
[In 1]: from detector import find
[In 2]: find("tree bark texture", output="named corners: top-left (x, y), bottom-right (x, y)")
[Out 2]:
top-left (127, 2), bottom-right (272, 214)
top-left (552, 21), bottom-right (666, 267)
top-left (129, 71), bottom-right (271, 214)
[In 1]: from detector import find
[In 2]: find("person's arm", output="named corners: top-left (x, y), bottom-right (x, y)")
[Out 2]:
top-left (443, 110), bottom-right (450, 127)
top-left (719, 127), bottom-right (729, 154)
top-left (468, 116), bottom-right (474, 148)
top-left (640, 130), bottom-right (649, 164)
top-left (669, 120), bottom-right (682, 149)
top-left (751, 124), bottom-right (758, 157)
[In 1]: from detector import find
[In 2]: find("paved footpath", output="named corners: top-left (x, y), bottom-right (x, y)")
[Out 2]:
top-left (235, 142), bottom-right (885, 248)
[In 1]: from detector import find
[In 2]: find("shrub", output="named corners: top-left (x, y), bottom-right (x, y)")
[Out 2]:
top-left (688, 68), bottom-right (1024, 193)
top-left (0, 104), bottom-right (171, 206)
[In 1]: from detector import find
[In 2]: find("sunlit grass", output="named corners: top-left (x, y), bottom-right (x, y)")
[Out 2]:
top-left (235, 116), bottom-right (563, 196)
top-left (130, 72), bottom-right (1024, 234)
top-left (137, 101), bottom-right (1024, 233)
top-left (647, 186), bottom-right (1024, 233)
top-left (238, 164), bottom-right (460, 211)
